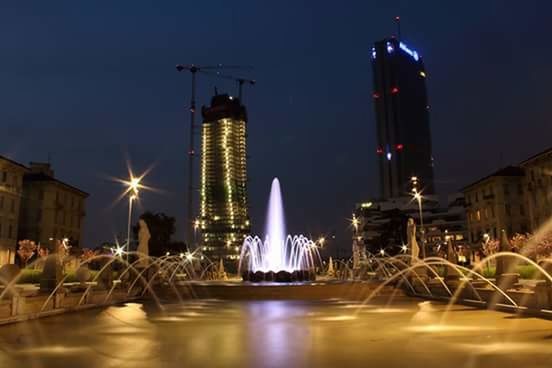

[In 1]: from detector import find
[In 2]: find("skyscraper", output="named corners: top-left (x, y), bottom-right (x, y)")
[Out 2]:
top-left (371, 37), bottom-right (435, 199)
top-left (200, 94), bottom-right (250, 262)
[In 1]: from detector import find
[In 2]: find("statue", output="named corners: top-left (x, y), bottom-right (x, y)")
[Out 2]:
top-left (136, 219), bottom-right (151, 268)
top-left (407, 218), bottom-right (420, 262)
top-left (217, 258), bottom-right (228, 280)
top-left (327, 257), bottom-right (336, 278)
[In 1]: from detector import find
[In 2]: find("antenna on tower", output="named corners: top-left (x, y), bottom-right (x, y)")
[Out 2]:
top-left (395, 16), bottom-right (401, 40)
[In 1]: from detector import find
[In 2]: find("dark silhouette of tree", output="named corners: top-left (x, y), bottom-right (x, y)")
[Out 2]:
top-left (364, 209), bottom-right (408, 256)
top-left (133, 211), bottom-right (178, 256)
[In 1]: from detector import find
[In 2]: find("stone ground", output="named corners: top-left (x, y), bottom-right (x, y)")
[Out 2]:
top-left (0, 296), bottom-right (551, 368)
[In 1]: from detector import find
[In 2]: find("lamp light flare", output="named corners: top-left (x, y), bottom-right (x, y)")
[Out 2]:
top-left (112, 245), bottom-right (125, 257)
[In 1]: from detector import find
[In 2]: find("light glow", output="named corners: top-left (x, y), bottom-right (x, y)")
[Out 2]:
top-left (399, 41), bottom-right (420, 61)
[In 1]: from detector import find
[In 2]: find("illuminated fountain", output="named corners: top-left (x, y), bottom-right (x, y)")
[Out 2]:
top-left (239, 178), bottom-right (320, 282)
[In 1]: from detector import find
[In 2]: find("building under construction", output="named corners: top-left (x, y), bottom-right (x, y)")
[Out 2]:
top-left (200, 94), bottom-right (250, 262)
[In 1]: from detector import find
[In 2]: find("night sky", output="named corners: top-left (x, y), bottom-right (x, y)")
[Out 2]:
top-left (1, 1), bottom-right (551, 256)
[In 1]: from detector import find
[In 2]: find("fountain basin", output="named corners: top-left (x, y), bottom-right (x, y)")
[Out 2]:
top-left (241, 270), bottom-right (316, 283)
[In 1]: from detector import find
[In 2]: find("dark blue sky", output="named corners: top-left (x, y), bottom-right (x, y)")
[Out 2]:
top-left (1, 1), bottom-right (551, 255)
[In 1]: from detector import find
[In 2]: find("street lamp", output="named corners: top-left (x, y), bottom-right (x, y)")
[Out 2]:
top-left (411, 176), bottom-right (426, 258)
top-left (318, 237), bottom-right (326, 247)
top-left (351, 215), bottom-right (359, 232)
top-left (125, 176), bottom-right (140, 262)
top-left (193, 219), bottom-right (201, 245)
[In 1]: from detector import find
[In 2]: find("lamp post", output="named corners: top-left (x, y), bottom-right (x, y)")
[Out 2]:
top-left (411, 176), bottom-right (426, 258)
top-left (126, 177), bottom-right (140, 262)
top-left (193, 219), bottom-right (201, 247)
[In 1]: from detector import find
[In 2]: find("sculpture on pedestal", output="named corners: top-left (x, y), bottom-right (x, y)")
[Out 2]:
top-left (407, 218), bottom-right (420, 262)
top-left (136, 219), bottom-right (151, 268)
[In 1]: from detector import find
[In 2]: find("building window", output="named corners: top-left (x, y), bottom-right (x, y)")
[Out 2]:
top-left (505, 204), bottom-right (511, 216)
top-left (0, 196), bottom-right (3, 209)
top-left (8, 224), bottom-right (13, 239)
top-left (520, 204), bottom-right (525, 216)
top-left (10, 198), bottom-right (15, 213)
top-left (504, 184), bottom-right (509, 196)
top-left (1, 171), bottom-right (6, 182)
top-left (476, 210), bottom-right (481, 221)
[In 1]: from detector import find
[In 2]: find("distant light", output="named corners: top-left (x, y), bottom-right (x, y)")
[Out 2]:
top-left (419, 71), bottom-right (426, 78)
top-left (391, 87), bottom-right (399, 94)
top-left (396, 143), bottom-right (404, 151)
top-left (386, 41), bottom-right (394, 53)
top-left (401, 245), bottom-right (408, 253)
top-left (372, 92), bottom-right (380, 99)
top-left (361, 202), bottom-right (373, 208)
top-left (379, 249), bottom-right (385, 256)
top-left (112, 245), bottom-right (125, 257)
top-left (376, 147), bottom-right (384, 155)
top-left (386, 152), bottom-right (392, 161)
top-left (399, 41), bottom-right (419, 61)
top-left (371, 47), bottom-right (376, 59)
top-left (166, 252), bottom-right (170, 256)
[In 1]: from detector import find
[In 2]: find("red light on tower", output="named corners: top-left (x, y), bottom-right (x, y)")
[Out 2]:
top-left (396, 143), bottom-right (404, 151)
top-left (391, 87), bottom-right (399, 94)
top-left (376, 147), bottom-right (384, 155)
top-left (373, 92), bottom-right (380, 99)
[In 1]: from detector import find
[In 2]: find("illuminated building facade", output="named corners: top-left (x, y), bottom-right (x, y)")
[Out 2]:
top-left (200, 94), bottom-right (250, 261)
top-left (0, 155), bottom-right (27, 265)
top-left (371, 37), bottom-right (435, 199)
top-left (19, 163), bottom-right (88, 248)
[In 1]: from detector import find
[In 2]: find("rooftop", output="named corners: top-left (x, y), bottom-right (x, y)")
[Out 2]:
top-left (520, 147), bottom-right (552, 166)
top-left (0, 154), bottom-right (30, 171)
top-left (462, 166), bottom-right (525, 191)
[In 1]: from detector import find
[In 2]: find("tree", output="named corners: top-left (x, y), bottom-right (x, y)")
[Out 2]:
top-left (133, 211), bottom-right (178, 257)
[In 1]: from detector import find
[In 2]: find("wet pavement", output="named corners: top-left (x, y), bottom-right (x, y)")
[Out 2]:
top-left (0, 297), bottom-right (551, 368)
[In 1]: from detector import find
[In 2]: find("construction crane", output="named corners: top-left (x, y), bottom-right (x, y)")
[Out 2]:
top-left (200, 70), bottom-right (256, 101)
top-left (176, 64), bottom-right (252, 247)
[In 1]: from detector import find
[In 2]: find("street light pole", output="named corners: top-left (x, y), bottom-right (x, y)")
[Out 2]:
top-left (126, 194), bottom-right (136, 262)
top-left (125, 177), bottom-right (140, 262)
top-left (416, 193), bottom-right (426, 258)
top-left (411, 176), bottom-right (426, 259)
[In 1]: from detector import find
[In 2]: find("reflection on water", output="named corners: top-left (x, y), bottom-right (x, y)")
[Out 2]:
top-left (0, 298), bottom-right (551, 368)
